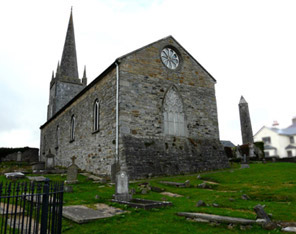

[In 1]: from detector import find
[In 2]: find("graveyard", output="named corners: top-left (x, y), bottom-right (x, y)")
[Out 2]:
top-left (0, 161), bottom-right (296, 233)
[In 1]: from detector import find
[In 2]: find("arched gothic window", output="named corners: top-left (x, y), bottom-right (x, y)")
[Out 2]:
top-left (163, 86), bottom-right (187, 136)
top-left (70, 115), bottom-right (75, 141)
top-left (93, 100), bottom-right (100, 132)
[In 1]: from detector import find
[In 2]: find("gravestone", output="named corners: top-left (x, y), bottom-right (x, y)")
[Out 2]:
top-left (45, 150), bottom-right (55, 169)
top-left (241, 154), bottom-right (250, 169)
top-left (16, 151), bottom-right (22, 162)
top-left (5, 172), bottom-right (25, 179)
top-left (114, 170), bottom-right (132, 201)
top-left (236, 146), bottom-right (242, 159)
top-left (65, 156), bottom-right (79, 184)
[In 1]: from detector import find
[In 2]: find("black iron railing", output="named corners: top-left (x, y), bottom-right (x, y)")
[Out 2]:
top-left (0, 180), bottom-right (64, 234)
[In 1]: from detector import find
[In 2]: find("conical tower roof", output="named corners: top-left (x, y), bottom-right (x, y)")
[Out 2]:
top-left (239, 96), bottom-right (247, 104)
top-left (60, 9), bottom-right (79, 79)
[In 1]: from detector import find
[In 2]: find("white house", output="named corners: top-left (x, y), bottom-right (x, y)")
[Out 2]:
top-left (254, 117), bottom-right (296, 158)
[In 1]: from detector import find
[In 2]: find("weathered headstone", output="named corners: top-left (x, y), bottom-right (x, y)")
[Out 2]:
top-left (16, 151), bottom-right (22, 162)
top-left (65, 156), bottom-right (79, 184)
top-left (236, 146), bottom-right (242, 159)
top-left (241, 154), bottom-right (250, 168)
top-left (114, 170), bottom-right (132, 201)
top-left (45, 150), bottom-right (55, 169)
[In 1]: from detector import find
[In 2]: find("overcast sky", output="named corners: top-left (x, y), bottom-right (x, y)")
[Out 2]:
top-left (0, 0), bottom-right (295, 148)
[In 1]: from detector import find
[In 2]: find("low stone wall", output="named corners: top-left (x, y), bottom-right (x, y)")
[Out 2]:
top-left (2, 148), bottom-right (39, 162)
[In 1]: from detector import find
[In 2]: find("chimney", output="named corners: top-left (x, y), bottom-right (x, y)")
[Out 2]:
top-left (293, 117), bottom-right (296, 125)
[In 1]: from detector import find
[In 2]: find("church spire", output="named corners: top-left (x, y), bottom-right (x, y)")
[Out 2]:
top-left (60, 9), bottom-right (79, 79)
top-left (82, 65), bottom-right (87, 86)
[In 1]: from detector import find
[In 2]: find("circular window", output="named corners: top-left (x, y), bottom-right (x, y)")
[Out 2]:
top-left (161, 48), bottom-right (179, 69)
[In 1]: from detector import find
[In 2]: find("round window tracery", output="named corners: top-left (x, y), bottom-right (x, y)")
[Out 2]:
top-left (161, 48), bottom-right (179, 69)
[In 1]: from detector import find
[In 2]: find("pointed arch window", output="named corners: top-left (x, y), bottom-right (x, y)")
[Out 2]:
top-left (93, 99), bottom-right (100, 132)
top-left (163, 86), bottom-right (187, 136)
top-left (70, 115), bottom-right (75, 142)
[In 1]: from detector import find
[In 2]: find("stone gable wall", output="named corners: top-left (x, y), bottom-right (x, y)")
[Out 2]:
top-left (41, 69), bottom-right (117, 176)
top-left (118, 37), bottom-right (229, 178)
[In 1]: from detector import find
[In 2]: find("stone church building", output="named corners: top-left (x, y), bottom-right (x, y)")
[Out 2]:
top-left (40, 11), bottom-right (229, 179)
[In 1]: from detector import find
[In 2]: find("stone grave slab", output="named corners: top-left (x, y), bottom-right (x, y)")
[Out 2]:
top-left (241, 164), bottom-right (250, 169)
top-left (4, 172), bottom-right (25, 179)
top-left (0, 202), bottom-right (24, 215)
top-left (159, 180), bottom-right (190, 188)
top-left (7, 216), bottom-right (39, 234)
top-left (160, 192), bottom-right (183, 197)
top-left (177, 212), bottom-right (256, 225)
top-left (111, 198), bottom-right (172, 210)
top-left (282, 227), bottom-right (296, 233)
top-left (62, 203), bottom-right (125, 223)
top-left (27, 176), bottom-right (47, 182)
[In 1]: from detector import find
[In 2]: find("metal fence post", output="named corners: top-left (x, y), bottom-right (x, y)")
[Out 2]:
top-left (40, 179), bottom-right (50, 234)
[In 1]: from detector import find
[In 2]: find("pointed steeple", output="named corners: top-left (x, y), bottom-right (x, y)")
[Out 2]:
top-left (239, 96), bottom-right (247, 104)
top-left (60, 9), bottom-right (79, 80)
top-left (82, 65), bottom-right (87, 86)
top-left (55, 61), bottom-right (61, 79)
top-left (51, 71), bottom-right (55, 80)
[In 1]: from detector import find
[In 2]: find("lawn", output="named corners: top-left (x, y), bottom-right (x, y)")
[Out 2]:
top-left (1, 162), bottom-right (296, 233)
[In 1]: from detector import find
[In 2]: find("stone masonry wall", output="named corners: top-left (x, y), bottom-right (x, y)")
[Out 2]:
top-left (118, 37), bottom-right (229, 179)
top-left (41, 69), bottom-right (117, 176)
top-left (55, 81), bottom-right (84, 115)
top-left (239, 102), bottom-right (254, 145)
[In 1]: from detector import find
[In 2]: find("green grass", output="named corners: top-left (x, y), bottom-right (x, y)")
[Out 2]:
top-left (1, 162), bottom-right (296, 233)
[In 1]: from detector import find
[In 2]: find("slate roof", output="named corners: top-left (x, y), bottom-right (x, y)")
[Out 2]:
top-left (263, 124), bottom-right (296, 136)
top-left (220, 140), bottom-right (235, 148)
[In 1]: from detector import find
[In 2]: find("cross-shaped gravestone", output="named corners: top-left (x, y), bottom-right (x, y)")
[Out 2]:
top-left (65, 156), bottom-right (79, 184)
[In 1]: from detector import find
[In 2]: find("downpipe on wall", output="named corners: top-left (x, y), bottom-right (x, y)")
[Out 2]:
top-left (115, 62), bottom-right (119, 163)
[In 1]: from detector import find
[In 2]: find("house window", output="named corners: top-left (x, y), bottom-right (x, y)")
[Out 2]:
top-left (265, 151), bottom-right (269, 157)
top-left (289, 136), bottom-right (294, 144)
top-left (262, 137), bottom-right (271, 144)
top-left (163, 86), bottom-right (187, 136)
top-left (56, 125), bottom-right (59, 148)
top-left (287, 151), bottom-right (293, 157)
top-left (93, 100), bottom-right (100, 132)
top-left (70, 115), bottom-right (75, 141)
